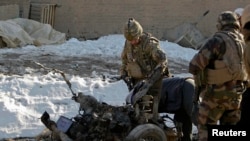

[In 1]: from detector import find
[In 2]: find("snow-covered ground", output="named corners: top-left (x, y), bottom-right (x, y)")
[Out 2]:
top-left (0, 34), bottom-right (197, 139)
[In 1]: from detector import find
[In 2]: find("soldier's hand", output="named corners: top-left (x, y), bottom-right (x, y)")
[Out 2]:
top-left (121, 75), bottom-right (134, 91)
top-left (121, 75), bottom-right (131, 82)
top-left (121, 74), bottom-right (127, 80)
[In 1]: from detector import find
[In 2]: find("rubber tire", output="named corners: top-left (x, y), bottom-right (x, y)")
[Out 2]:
top-left (125, 123), bottom-right (167, 141)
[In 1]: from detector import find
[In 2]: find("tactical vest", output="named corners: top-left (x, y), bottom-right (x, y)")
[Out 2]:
top-left (206, 31), bottom-right (247, 84)
top-left (126, 33), bottom-right (159, 79)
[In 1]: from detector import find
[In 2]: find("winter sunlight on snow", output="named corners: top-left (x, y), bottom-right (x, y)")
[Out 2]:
top-left (0, 34), bottom-right (197, 138)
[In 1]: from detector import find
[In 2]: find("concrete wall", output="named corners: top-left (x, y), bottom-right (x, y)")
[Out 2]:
top-left (0, 5), bottom-right (19, 20)
top-left (9, 0), bottom-right (250, 41)
top-left (0, 0), bottom-right (30, 19)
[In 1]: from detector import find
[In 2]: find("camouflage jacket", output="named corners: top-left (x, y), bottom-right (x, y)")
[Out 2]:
top-left (189, 28), bottom-right (247, 86)
top-left (120, 32), bottom-right (168, 80)
top-left (242, 5), bottom-right (250, 81)
top-left (243, 33), bottom-right (250, 84)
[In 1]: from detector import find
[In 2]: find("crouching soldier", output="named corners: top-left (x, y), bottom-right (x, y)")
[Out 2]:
top-left (120, 18), bottom-right (170, 122)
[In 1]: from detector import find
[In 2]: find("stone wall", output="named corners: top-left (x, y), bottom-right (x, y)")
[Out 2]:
top-left (0, 0), bottom-right (30, 19)
top-left (3, 0), bottom-right (250, 41)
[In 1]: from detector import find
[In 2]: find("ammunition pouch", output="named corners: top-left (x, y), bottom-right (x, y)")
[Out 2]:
top-left (126, 62), bottom-right (144, 79)
top-left (206, 68), bottom-right (232, 84)
top-left (206, 60), bottom-right (233, 84)
top-left (208, 80), bottom-right (247, 96)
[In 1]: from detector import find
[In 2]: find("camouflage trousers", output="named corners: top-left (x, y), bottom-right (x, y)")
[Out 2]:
top-left (197, 88), bottom-right (242, 141)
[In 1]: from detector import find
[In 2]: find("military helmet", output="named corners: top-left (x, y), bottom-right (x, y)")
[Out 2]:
top-left (123, 18), bottom-right (143, 41)
top-left (217, 11), bottom-right (240, 30)
top-left (234, 8), bottom-right (244, 17)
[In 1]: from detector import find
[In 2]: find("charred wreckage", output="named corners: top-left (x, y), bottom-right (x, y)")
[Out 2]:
top-left (35, 62), bottom-right (183, 141)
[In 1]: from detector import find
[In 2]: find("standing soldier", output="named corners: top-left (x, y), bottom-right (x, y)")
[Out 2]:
top-left (120, 18), bottom-right (169, 122)
top-left (237, 4), bottom-right (250, 128)
top-left (189, 11), bottom-right (247, 141)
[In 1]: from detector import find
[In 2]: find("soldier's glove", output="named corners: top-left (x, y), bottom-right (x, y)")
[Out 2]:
top-left (121, 75), bottom-right (134, 91)
top-left (121, 74), bottom-right (128, 80)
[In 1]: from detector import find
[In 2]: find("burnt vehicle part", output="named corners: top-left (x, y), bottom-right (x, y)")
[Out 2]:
top-left (36, 62), bottom-right (181, 141)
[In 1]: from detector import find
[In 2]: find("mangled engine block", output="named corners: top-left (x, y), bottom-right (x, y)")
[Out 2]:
top-left (41, 92), bottom-right (137, 141)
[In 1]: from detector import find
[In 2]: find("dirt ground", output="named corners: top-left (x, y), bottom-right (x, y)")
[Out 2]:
top-left (0, 52), bottom-right (189, 77)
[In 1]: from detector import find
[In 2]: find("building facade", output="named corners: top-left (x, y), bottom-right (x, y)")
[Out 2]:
top-left (1, 0), bottom-right (249, 43)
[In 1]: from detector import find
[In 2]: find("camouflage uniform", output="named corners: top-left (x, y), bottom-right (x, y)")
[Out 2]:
top-left (237, 4), bottom-right (250, 128)
top-left (189, 11), bottom-right (247, 141)
top-left (120, 18), bottom-right (169, 121)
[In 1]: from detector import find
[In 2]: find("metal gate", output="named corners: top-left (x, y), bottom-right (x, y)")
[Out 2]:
top-left (29, 3), bottom-right (56, 27)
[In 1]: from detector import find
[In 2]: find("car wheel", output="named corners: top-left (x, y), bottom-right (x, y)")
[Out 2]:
top-left (125, 123), bottom-right (167, 141)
